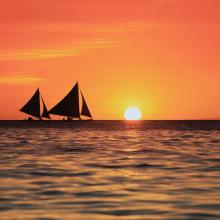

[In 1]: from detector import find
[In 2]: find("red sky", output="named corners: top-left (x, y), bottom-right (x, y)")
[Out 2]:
top-left (0, 0), bottom-right (219, 119)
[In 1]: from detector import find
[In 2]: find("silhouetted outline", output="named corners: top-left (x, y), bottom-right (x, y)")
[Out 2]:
top-left (20, 82), bottom-right (92, 121)
top-left (20, 88), bottom-right (51, 120)
top-left (49, 82), bottom-right (93, 120)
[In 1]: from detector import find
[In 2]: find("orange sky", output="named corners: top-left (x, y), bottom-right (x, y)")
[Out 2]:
top-left (0, 0), bottom-right (219, 120)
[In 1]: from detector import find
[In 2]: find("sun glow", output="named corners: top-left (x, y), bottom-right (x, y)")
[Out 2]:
top-left (124, 107), bottom-right (142, 120)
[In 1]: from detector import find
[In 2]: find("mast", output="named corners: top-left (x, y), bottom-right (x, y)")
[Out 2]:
top-left (20, 88), bottom-right (41, 119)
top-left (80, 90), bottom-right (92, 119)
top-left (49, 82), bottom-right (80, 118)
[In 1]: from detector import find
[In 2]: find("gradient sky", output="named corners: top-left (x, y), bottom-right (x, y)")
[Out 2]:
top-left (0, 0), bottom-right (219, 119)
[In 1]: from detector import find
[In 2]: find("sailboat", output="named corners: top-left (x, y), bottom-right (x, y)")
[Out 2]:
top-left (49, 82), bottom-right (93, 120)
top-left (20, 88), bottom-right (51, 120)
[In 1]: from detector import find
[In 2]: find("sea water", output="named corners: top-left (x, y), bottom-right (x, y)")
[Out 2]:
top-left (0, 120), bottom-right (220, 220)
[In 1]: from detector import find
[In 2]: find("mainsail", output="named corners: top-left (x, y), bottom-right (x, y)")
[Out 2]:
top-left (49, 82), bottom-right (92, 120)
top-left (20, 88), bottom-right (51, 120)
top-left (49, 83), bottom-right (80, 118)
top-left (20, 89), bottom-right (41, 119)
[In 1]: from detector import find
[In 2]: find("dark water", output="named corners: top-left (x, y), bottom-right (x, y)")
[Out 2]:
top-left (0, 120), bottom-right (220, 220)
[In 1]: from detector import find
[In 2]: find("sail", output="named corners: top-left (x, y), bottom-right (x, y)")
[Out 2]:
top-left (20, 89), bottom-right (41, 119)
top-left (49, 83), bottom-right (80, 117)
top-left (80, 91), bottom-right (92, 118)
top-left (41, 96), bottom-right (51, 119)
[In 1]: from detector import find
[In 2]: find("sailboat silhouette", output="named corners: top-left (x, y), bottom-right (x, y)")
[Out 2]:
top-left (20, 88), bottom-right (51, 120)
top-left (49, 82), bottom-right (93, 120)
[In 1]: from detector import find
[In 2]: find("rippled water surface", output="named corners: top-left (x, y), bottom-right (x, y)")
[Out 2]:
top-left (0, 120), bottom-right (220, 220)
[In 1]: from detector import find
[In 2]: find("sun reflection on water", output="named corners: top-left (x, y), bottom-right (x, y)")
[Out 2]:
top-left (0, 121), bottom-right (220, 219)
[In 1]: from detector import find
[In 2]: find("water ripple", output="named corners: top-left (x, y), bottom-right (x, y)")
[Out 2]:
top-left (0, 121), bottom-right (220, 219)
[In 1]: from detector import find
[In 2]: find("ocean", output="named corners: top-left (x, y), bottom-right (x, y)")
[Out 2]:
top-left (0, 120), bottom-right (220, 220)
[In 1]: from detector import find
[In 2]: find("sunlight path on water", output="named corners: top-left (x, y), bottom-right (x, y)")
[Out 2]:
top-left (0, 121), bottom-right (220, 219)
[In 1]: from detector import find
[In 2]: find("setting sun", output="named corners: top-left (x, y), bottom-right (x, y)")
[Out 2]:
top-left (124, 107), bottom-right (142, 120)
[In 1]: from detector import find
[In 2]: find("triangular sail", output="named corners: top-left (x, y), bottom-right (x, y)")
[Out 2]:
top-left (49, 83), bottom-right (80, 117)
top-left (20, 89), bottom-right (41, 119)
top-left (80, 91), bottom-right (92, 118)
top-left (41, 96), bottom-right (51, 119)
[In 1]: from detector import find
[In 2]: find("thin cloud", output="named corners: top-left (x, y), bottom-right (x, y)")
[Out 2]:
top-left (37, 21), bottom-right (157, 33)
top-left (0, 74), bottom-right (43, 84)
top-left (0, 21), bottom-right (156, 61)
top-left (0, 38), bottom-right (122, 61)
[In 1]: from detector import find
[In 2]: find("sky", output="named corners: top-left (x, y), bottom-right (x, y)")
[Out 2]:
top-left (0, 0), bottom-right (219, 120)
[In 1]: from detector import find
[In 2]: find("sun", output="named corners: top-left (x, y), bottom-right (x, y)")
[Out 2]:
top-left (124, 107), bottom-right (142, 120)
